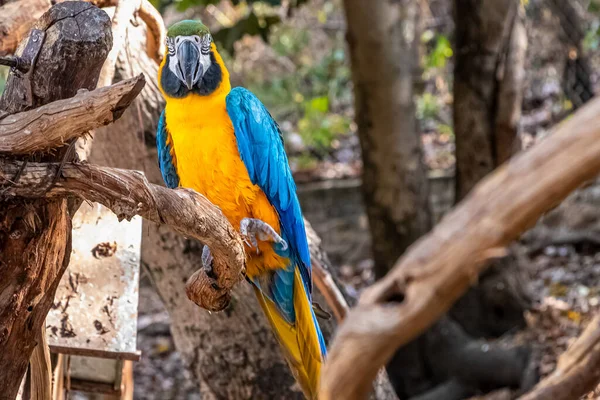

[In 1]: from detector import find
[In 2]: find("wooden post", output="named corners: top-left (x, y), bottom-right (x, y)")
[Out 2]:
top-left (0, 3), bottom-right (112, 399)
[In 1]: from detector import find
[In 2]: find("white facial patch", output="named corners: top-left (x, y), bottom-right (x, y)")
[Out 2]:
top-left (167, 34), bottom-right (213, 88)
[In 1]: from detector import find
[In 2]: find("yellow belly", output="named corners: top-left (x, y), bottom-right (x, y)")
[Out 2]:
top-left (165, 94), bottom-right (287, 276)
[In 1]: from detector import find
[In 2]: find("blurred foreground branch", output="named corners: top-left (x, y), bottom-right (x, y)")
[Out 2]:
top-left (320, 93), bottom-right (600, 399)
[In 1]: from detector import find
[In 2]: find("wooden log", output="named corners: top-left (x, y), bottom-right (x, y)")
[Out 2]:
top-left (0, 3), bottom-right (112, 399)
top-left (0, 75), bottom-right (144, 154)
top-left (319, 93), bottom-right (600, 399)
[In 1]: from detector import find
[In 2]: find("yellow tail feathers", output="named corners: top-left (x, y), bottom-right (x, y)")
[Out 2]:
top-left (253, 268), bottom-right (324, 399)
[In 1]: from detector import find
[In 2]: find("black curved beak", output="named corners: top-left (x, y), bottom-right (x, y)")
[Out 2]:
top-left (176, 40), bottom-right (203, 90)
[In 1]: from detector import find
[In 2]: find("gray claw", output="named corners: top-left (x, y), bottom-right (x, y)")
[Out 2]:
top-left (240, 218), bottom-right (288, 252)
top-left (202, 245), bottom-right (213, 269)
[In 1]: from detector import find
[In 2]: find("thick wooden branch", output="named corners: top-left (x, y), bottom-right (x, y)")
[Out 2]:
top-left (0, 160), bottom-right (246, 312)
top-left (0, 75), bottom-right (144, 155)
top-left (519, 315), bottom-right (600, 400)
top-left (320, 95), bottom-right (600, 399)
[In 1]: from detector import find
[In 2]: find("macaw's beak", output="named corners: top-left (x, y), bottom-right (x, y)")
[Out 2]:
top-left (176, 40), bottom-right (203, 90)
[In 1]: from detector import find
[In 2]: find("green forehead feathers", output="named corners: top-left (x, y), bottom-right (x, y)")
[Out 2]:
top-left (167, 20), bottom-right (210, 37)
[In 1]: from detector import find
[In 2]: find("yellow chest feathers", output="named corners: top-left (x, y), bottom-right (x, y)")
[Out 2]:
top-left (165, 94), bottom-right (287, 275)
top-left (165, 94), bottom-right (260, 223)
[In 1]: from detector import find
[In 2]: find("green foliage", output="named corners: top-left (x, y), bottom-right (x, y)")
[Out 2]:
top-left (422, 32), bottom-right (453, 70)
top-left (585, 0), bottom-right (600, 50)
top-left (416, 92), bottom-right (440, 121)
top-left (246, 26), bottom-right (352, 156)
top-left (298, 96), bottom-right (350, 152)
top-left (213, 12), bottom-right (281, 53)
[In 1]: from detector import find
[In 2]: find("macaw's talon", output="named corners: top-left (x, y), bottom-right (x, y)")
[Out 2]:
top-left (201, 244), bottom-right (214, 270)
top-left (240, 217), bottom-right (288, 252)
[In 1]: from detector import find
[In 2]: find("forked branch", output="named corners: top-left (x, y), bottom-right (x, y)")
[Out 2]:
top-left (0, 160), bottom-right (246, 312)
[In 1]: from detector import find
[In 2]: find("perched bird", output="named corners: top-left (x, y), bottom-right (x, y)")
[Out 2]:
top-left (156, 20), bottom-right (326, 398)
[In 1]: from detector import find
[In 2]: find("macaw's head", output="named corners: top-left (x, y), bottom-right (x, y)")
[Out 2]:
top-left (160, 20), bottom-right (226, 98)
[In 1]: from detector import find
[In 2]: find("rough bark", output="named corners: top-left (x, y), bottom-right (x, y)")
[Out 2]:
top-left (0, 76), bottom-right (144, 154)
top-left (320, 93), bottom-right (600, 400)
top-left (450, 0), bottom-right (531, 343)
top-left (453, 0), bottom-right (525, 200)
top-left (0, 3), bottom-right (111, 399)
top-left (343, 0), bottom-right (431, 279)
top-left (342, 1), bottom-right (432, 398)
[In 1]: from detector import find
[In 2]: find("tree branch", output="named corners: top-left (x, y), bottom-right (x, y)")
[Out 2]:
top-left (138, 0), bottom-right (166, 64)
top-left (320, 95), bottom-right (600, 399)
top-left (0, 160), bottom-right (246, 312)
top-left (0, 75), bottom-right (145, 155)
top-left (518, 315), bottom-right (600, 400)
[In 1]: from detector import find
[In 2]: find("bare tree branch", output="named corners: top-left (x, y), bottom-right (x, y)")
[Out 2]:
top-left (320, 95), bottom-right (600, 400)
top-left (0, 160), bottom-right (246, 312)
top-left (518, 315), bottom-right (600, 400)
top-left (0, 75), bottom-right (145, 155)
top-left (138, 0), bottom-right (166, 64)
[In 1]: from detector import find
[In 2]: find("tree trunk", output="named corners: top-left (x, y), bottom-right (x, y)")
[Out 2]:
top-left (546, 0), bottom-right (595, 109)
top-left (0, 3), bottom-right (111, 399)
top-left (343, 0), bottom-right (431, 279)
top-left (453, 0), bottom-right (526, 200)
top-left (88, 15), bottom-right (395, 399)
top-left (450, 0), bottom-right (532, 339)
top-left (343, 0), bottom-right (533, 399)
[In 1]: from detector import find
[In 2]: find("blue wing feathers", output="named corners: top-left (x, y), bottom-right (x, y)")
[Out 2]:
top-left (227, 87), bottom-right (313, 322)
top-left (156, 111), bottom-right (180, 189)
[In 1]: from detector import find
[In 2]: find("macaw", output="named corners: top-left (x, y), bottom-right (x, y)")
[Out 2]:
top-left (156, 20), bottom-right (326, 398)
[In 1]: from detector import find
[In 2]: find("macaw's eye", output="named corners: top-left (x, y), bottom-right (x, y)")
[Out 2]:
top-left (166, 38), bottom-right (175, 56)
top-left (201, 35), bottom-right (211, 55)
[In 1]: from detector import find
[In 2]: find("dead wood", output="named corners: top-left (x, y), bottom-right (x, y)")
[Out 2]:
top-left (320, 93), bottom-right (600, 399)
top-left (0, 160), bottom-right (246, 312)
top-left (0, 3), bottom-right (112, 399)
top-left (518, 315), bottom-right (600, 400)
top-left (0, 75), bottom-right (144, 155)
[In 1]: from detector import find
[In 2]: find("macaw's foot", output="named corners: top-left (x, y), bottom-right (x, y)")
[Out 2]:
top-left (201, 245), bottom-right (213, 269)
top-left (240, 218), bottom-right (288, 253)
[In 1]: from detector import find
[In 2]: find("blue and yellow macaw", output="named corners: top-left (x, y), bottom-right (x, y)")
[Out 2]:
top-left (156, 20), bottom-right (326, 398)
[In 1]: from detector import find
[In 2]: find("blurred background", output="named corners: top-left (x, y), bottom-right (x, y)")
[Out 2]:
top-left (4, 0), bottom-right (600, 398)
